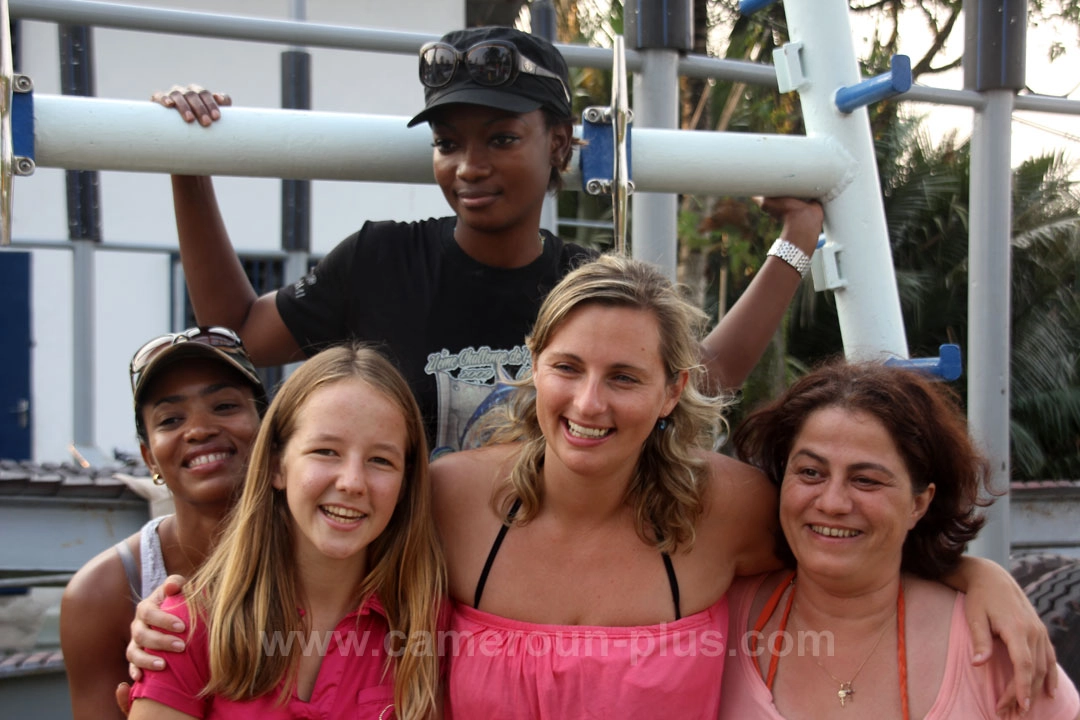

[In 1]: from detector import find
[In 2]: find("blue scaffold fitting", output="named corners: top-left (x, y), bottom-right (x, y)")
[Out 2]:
top-left (579, 110), bottom-right (632, 195)
top-left (739, 0), bottom-right (778, 13)
top-left (12, 81), bottom-right (34, 162)
top-left (834, 54), bottom-right (912, 114)
top-left (885, 344), bottom-right (962, 382)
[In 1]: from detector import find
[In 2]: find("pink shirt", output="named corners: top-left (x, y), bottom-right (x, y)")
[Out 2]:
top-left (445, 595), bottom-right (729, 719)
top-left (719, 574), bottom-right (1080, 720)
top-left (130, 594), bottom-right (395, 719)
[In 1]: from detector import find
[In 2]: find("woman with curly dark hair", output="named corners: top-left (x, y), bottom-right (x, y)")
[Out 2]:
top-left (721, 361), bottom-right (1080, 719)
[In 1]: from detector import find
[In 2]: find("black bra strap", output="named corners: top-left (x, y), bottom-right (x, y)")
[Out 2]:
top-left (474, 498), bottom-right (522, 609)
top-left (662, 552), bottom-right (682, 621)
top-left (473, 498), bottom-right (682, 621)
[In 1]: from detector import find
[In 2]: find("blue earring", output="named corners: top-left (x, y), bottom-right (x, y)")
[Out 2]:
top-left (657, 417), bottom-right (669, 432)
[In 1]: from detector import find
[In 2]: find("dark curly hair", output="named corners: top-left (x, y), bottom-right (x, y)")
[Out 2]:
top-left (731, 360), bottom-right (993, 580)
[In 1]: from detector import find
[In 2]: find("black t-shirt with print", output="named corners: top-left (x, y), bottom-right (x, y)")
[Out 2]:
top-left (276, 216), bottom-right (595, 456)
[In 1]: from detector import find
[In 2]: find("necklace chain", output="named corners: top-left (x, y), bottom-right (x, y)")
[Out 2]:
top-left (799, 595), bottom-right (898, 708)
top-left (756, 572), bottom-right (909, 717)
top-left (794, 596), bottom-right (896, 707)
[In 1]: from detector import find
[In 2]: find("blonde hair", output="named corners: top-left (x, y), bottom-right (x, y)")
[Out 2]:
top-left (184, 344), bottom-right (445, 719)
top-left (490, 254), bottom-right (732, 553)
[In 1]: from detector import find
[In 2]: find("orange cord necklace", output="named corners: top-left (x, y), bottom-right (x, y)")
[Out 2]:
top-left (750, 571), bottom-right (909, 718)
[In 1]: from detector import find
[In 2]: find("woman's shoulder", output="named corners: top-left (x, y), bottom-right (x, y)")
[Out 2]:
top-left (701, 449), bottom-right (768, 482)
top-left (431, 444), bottom-right (523, 605)
top-left (432, 444), bottom-right (520, 485)
top-left (60, 533), bottom-right (140, 662)
top-left (698, 450), bottom-right (776, 515)
top-left (332, 217), bottom-right (453, 264)
top-left (431, 445), bottom-right (520, 522)
top-left (731, 570), bottom-right (790, 630)
top-left (690, 450), bottom-right (780, 576)
top-left (906, 574), bottom-right (960, 604)
top-left (62, 533), bottom-right (139, 612)
top-left (913, 578), bottom-right (1080, 719)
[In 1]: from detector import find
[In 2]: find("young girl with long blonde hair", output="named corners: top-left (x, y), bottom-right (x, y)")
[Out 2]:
top-left (129, 344), bottom-right (445, 720)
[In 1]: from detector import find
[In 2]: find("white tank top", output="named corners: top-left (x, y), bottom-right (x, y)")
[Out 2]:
top-left (113, 514), bottom-right (169, 602)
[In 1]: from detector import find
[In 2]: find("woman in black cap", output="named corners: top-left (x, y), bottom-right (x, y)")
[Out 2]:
top-left (60, 327), bottom-right (266, 720)
top-left (151, 26), bottom-right (825, 459)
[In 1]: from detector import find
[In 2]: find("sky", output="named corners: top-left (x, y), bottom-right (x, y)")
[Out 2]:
top-left (857, 8), bottom-right (1079, 174)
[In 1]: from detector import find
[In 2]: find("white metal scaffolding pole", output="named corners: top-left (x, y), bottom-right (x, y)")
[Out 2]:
top-left (781, 0), bottom-right (909, 360)
top-left (967, 90), bottom-right (1015, 566)
top-left (31, 94), bottom-right (854, 197)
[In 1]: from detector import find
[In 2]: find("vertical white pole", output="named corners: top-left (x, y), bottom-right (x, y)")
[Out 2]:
top-left (632, 48), bottom-right (680, 277)
top-left (781, 0), bottom-right (909, 359)
top-left (967, 89), bottom-right (1014, 566)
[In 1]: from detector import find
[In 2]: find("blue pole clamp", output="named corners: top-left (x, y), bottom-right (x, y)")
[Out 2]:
top-left (834, 54), bottom-right (912, 114)
top-left (12, 77), bottom-right (34, 164)
top-left (579, 109), bottom-right (632, 196)
top-left (885, 344), bottom-right (962, 382)
top-left (739, 0), bottom-right (778, 13)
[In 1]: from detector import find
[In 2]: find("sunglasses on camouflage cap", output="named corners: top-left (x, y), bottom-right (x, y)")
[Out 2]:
top-left (129, 326), bottom-right (249, 396)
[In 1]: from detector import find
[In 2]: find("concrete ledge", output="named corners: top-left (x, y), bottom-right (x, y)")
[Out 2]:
top-left (0, 651), bottom-right (70, 720)
top-left (1010, 480), bottom-right (1080, 558)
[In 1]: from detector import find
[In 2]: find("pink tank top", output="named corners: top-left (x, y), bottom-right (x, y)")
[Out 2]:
top-left (444, 595), bottom-right (729, 718)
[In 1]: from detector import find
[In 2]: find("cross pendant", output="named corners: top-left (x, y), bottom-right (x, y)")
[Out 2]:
top-left (838, 683), bottom-right (854, 707)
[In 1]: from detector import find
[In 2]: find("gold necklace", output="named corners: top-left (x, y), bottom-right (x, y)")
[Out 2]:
top-left (795, 601), bottom-right (896, 708)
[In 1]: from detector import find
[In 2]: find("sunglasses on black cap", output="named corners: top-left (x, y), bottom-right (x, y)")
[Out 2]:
top-left (419, 40), bottom-right (571, 105)
top-left (129, 326), bottom-right (247, 395)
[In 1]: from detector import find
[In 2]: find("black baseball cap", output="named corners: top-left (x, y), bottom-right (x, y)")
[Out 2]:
top-left (407, 27), bottom-right (572, 127)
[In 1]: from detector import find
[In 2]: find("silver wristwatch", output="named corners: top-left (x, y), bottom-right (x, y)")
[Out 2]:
top-left (767, 238), bottom-right (812, 277)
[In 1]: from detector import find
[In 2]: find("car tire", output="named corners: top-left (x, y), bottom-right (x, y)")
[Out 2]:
top-left (1023, 559), bottom-right (1080, 687)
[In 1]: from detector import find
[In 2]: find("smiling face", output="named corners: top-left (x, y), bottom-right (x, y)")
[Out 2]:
top-left (780, 406), bottom-right (935, 584)
top-left (139, 358), bottom-right (261, 510)
top-left (532, 304), bottom-right (685, 483)
top-left (430, 105), bottom-right (568, 256)
top-left (271, 378), bottom-right (408, 571)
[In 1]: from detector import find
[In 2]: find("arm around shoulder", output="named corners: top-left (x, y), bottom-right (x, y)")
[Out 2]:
top-left (701, 452), bottom-right (782, 577)
top-left (945, 556), bottom-right (1060, 715)
top-left (977, 640), bottom-right (1080, 720)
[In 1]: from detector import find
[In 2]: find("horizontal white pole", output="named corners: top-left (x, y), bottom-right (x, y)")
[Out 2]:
top-left (32, 95), bottom-right (853, 197)
top-left (34, 96), bottom-right (436, 183)
top-left (629, 127), bottom-right (853, 197)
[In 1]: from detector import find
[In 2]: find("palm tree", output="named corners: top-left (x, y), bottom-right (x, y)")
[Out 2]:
top-left (1008, 152), bottom-right (1080, 478)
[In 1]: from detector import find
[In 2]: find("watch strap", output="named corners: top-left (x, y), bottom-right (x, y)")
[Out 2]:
top-left (767, 238), bottom-right (812, 277)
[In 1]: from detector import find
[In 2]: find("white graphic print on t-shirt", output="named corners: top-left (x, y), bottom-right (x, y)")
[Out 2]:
top-left (426, 345), bottom-right (532, 459)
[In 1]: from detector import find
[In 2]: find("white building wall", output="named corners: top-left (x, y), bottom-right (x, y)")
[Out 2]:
top-left (11, 1), bottom-right (466, 462)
